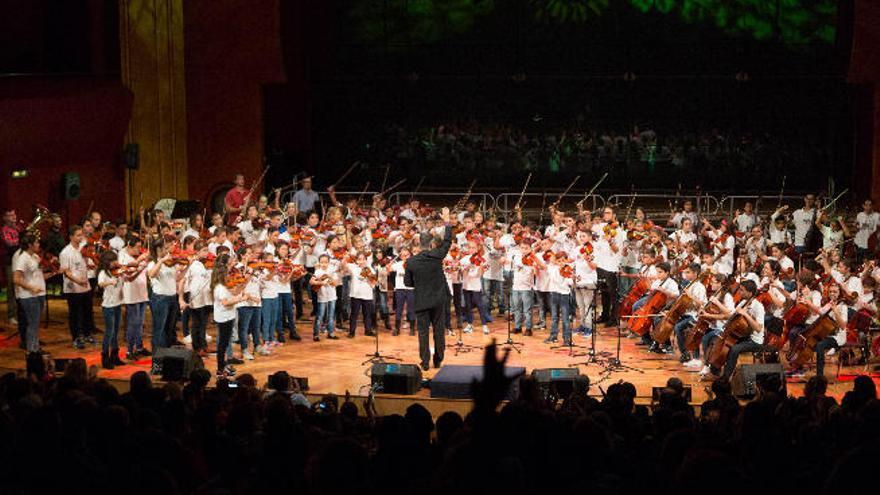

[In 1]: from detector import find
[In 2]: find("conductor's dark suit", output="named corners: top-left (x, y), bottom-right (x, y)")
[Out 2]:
top-left (404, 225), bottom-right (452, 368)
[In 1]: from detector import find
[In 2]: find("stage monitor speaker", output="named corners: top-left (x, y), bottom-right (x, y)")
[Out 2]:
top-left (730, 363), bottom-right (785, 399)
top-left (62, 172), bottom-right (81, 201)
top-left (151, 346), bottom-right (204, 381)
top-left (531, 368), bottom-right (580, 399)
top-left (652, 386), bottom-right (693, 403)
top-left (371, 363), bottom-right (422, 395)
top-left (124, 143), bottom-right (140, 170)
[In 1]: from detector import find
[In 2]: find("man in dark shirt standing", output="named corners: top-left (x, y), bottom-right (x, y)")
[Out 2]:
top-left (404, 207), bottom-right (453, 371)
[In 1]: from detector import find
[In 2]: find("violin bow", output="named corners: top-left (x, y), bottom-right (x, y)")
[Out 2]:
top-left (379, 178), bottom-right (407, 198)
top-left (820, 188), bottom-right (848, 213)
top-left (575, 172), bottom-right (608, 212)
top-left (332, 161), bottom-right (360, 190)
top-left (623, 184), bottom-right (637, 225)
top-left (514, 172), bottom-right (532, 211)
top-left (453, 179), bottom-right (477, 214)
top-left (409, 176), bottom-right (425, 203)
top-left (552, 175), bottom-right (581, 209)
top-left (380, 163), bottom-right (391, 193)
top-left (776, 175), bottom-right (786, 211)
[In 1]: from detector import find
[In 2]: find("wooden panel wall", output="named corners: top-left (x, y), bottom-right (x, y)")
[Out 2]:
top-left (119, 0), bottom-right (189, 212)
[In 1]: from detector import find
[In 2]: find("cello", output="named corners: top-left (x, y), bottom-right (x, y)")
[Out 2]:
top-left (620, 277), bottom-right (651, 317)
top-left (707, 296), bottom-right (756, 370)
top-left (786, 310), bottom-right (838, 368)
top-left (684, 280), bottom-right (729, 352)
top-left (629, 289), bottom-right (668, 337)
top-left (653, 272), bottom-right (712, 344)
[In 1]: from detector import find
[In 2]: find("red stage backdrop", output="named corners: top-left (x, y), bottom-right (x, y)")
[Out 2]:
top-left (0, 77), bottom-right (132, 225)
top-left (184, 0), bottom-right (285, 206)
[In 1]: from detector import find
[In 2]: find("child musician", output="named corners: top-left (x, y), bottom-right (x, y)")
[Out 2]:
top-left (672, 263), bottom-right (707, 361)
top-left (573, 232), bottom-right (598, 337)
top-left (511, 239), bottom-right (542, 336)
top-left (311, 253), bottom-right (340, 341)
top-left (347, 252), bottom-right (377, 337)
top-left (717, 280), bottom-right (766, 380)
top-left (390, 248), bottom-right (415, 335)
top-left (545, 252), bottom-right (575, 345)
top-left (633, 262), bottom-right (679, 347)
top-left (694, 274), bottom-right (736, 373)
top-left (96, 250), bottom-right (125, 369)
top-left (181, 241), bottom-right (214, 356)
top-left (459, 240), bottom-right (493, 335)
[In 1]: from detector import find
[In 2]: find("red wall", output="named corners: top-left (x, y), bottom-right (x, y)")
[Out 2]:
top-left (848, 0), bottom-right (880, 199)
top-left (0, 77), bottom-right (132, 225)
top-left (184, 0), bottom-right (285, 205)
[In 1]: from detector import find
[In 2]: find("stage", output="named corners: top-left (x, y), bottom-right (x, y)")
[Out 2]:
top-left (1, 297), bottom-right (877, 412)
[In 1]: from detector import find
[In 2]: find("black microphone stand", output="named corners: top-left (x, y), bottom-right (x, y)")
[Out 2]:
top-left (501, 276), bottom-right (523, 353)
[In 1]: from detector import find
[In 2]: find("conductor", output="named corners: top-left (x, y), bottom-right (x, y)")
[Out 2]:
top-left (404, 207), bottom-right (453, 371)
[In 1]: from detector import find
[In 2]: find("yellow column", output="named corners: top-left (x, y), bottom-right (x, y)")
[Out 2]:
top-left (119, 0), bottom-right (188, 213)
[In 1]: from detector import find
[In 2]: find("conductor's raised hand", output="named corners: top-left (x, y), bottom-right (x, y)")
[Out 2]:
top-left (441, 207), bottom-right (450, 224)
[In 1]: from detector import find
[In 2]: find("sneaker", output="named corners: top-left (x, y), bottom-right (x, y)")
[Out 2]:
top-left (313, 336), bottom-right (320, 342)
top-left (228, 357), bottom-right (244, 365)
top-left (243, 350), bottom-right (255, 360)
top-left (206, 334), bottom-right (213, 343)
top-left (543, 337), bottom-right (558, 344)
top-left (684, 359), bottom-right (703, 368)
top-left (84, 336), bottom-right (96, 345)
top-left (137, 348), bottom-right (152, 357)
top-left (326, 334), bottom-right (339, 340)
top-left (825, 348), bottom-right (836, 357)
top-left (257, 345), bottom-right (271, 356)
top-left (482, 325), bottom-right (490, 335)
top-left (72, 338), bottom-right (86, 350)
top-left (447, 329), bottom-right (456, 337)
top-left (581, 327), bottom-right (593, 337)
top-left (290, 332), bottom-right (302, 341)
top-left (700, 365), bottom-right (711, 375)
top-left (463, 324), bottom-right (474, 334)
top-left (126, 351), bottom-right (139, 361)
top-left (183, 334), bottom-right (192, 345)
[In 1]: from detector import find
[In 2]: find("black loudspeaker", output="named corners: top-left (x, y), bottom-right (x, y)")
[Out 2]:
top-left (531, 368), bottom-right (580, 399)
top-left (151, 346), bottom-right (204, 381)
top-left (53, 357), bottom-right (87, 373)
top-left (730, 363), bottom-right (786, 399)
top-left (62, 172), bottom-right (81, 201)
top-left (123, 143), bottom-right (139, 170)
top-left (370, 363), bottom-right (422, 395)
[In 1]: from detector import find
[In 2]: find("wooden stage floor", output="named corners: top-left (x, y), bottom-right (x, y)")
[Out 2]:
top-left (1, 298), bottom-right (877, 408)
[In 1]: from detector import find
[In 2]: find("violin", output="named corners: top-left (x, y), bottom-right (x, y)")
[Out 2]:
top-left (225, 272), bottom-right (248, 288)
top-left (360, 266), bottom-right (378, 284)
top-left (39, 253), bottom-right (60, 273)
top-left (204, 253), bottom-right (217, 269)
top-left (579, 242), bottom-right (594, 257)
top-left (247, 261), bottom-right (277, 272)
top-left (448, 245), bottom-right (461, 259)
top-left (80, 242), bottom-right (100, 263)
top-left (559, 264), bottom-right (574, 279)
top-left (251, 217), bottom-right (266, 230)
top-left (110, 261), bottom-right (142, 278)
top-left (603, 221), bottom-right (619, 238)
top-left (542, 250), bottom-right (554, 262)
top-left (522, 253), bottom-right (538, 267)
top-left (471, 249), bottom-right (485, 267)
top-left (332, 248), bottom-right (349, 262)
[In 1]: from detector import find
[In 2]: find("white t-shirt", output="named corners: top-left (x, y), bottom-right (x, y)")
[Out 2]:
top-left (855, 211), bottom-right (880, 249)
top-left (745, 298), bottom-right (766, 344)
top-left (820, 225), bottom-right (845, 249)
top-left (511, 254), bottom-right (536, 291)
top-left (213, 284), bottom-right (237, 323)
top-left (13, 251), bottom-right (45, 299)
top-left (548, 265), bottom-right (574, 295)
top-left (391, 260), bottom-right (412, 290)
top-left (591, 226), bottom-right (624, 272)
top-left (791, 207), bottom-right (815, 246)
top-left (459, 255), bottom-right (484, 292)
top-left (670, 211), bottom-right (699, 228)
top-left (712, 292), bottom-right (736, 330)
top-left (734, 213), bottom-right (757, 233)
top-left (59, 244), bottom-right (90, 294)
top-left (260, 271), bottom-right (279, 299)
top-left (109, 236), bottom-right (126, 252)
top-left (683, 280), bottom-right (707, 317)
top-left (651, 277), bottom-right (680, 299)
top-left (147, 261), bottom-right (178, 296)
top-left (348, 264), bottom-right (375, 300)
top-left (118, 250), bottom-right (148, 304)
top-left (185, 260), bottom-right (213, 308)
top-left (823, 302), bottom-right (849, 346)
top-left (313, 267), bottom-right (337, 303)
top-left (98, 271), bottom-right (124, 308)
top-left (208, 239), bottom-right (234, 256)
top-left (574, 257), bottom-right (597, 288)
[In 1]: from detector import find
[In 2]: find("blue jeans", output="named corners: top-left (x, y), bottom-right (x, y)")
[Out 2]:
top-left (511, 290), bottom-right (533, 331)
top-left (549, 292), bottom-right (571, 343)
top-left (278, 292), bottom-right (294, 336)
top-left (374, 288), bottom-right (389, 316)
top-left (125, 302), bottom-right (146, 352)
top-left (237, 306), bottom-right (261, 351)
top-left (481, 278), bottom-right (507, 313)
top-left (149, 293), bottom-right (175, 349)
top-left (701, 328), bottom-right (722, 362)
top-left (463, 289), bottom-right (492, 325)
top-left (19, 296), bottom-right (43, 353)
top-left (535, 291), bottom-right (551, 325)
top-left (101, 305), bottom-right (122, 353)
top-left (674, 315), bottom-right (696, 355)
top-left (815, 337), bottom-right (839, 376)
top-left (314, 300), bottom-right (337, 337)
top-left (261, 297), bottom-right (279, 343)
top-left (337, 276), bottom-right (351, 321)
top-left (394, 289), bottom-right (415, 326)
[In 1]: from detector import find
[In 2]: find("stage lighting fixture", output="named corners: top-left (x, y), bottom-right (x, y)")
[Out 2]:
top-left (11, 169), bottom-right (28, 179)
